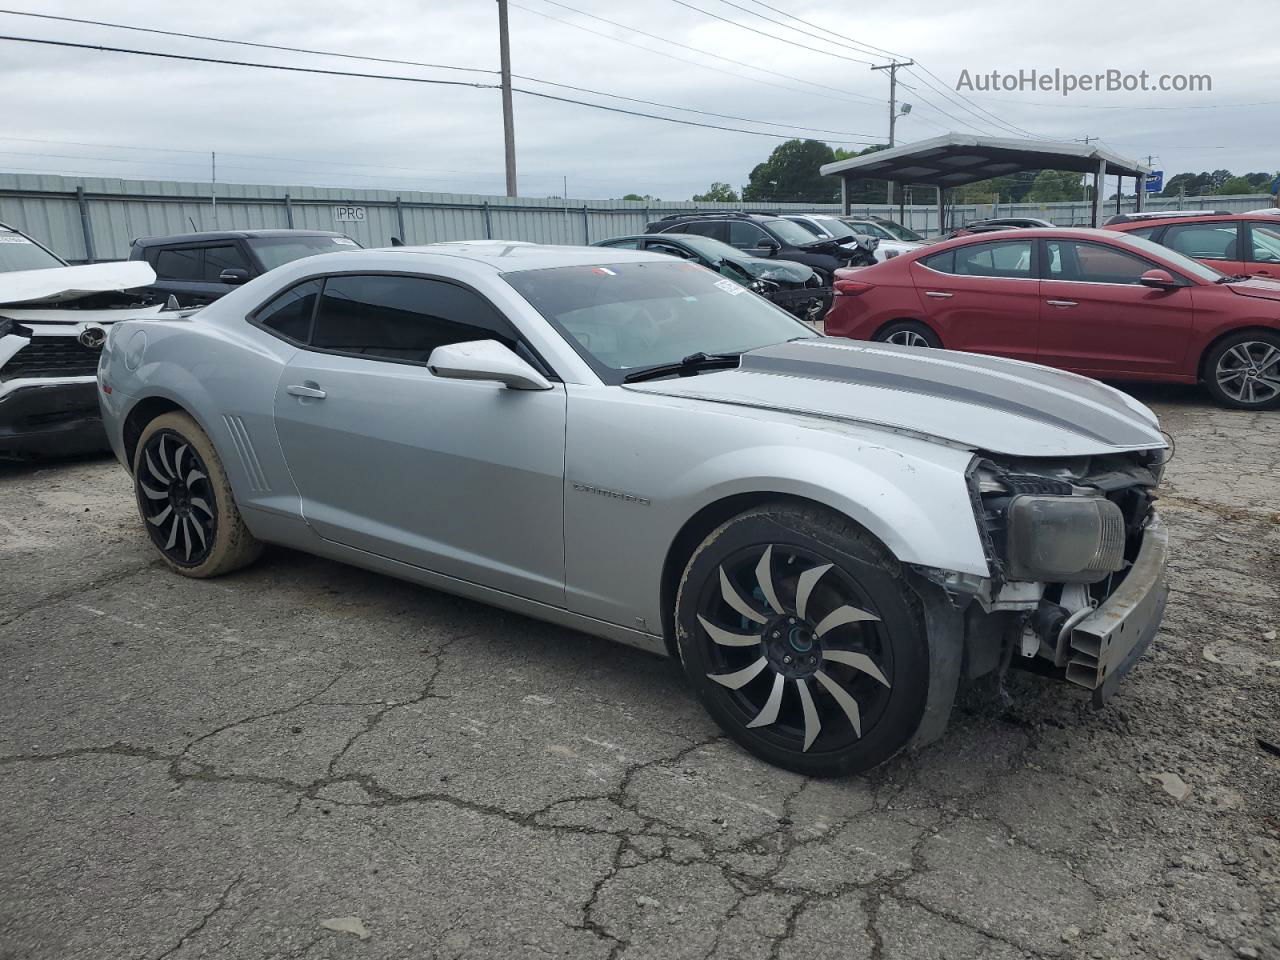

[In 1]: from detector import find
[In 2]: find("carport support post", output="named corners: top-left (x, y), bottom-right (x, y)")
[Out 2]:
top-left (936, 185), bottom-right (944, 237)
top-left (1091, 157), bottom-right (1107, 227)
top-left (841, 177), bottom-right (850, 216)
top-left (395, 195), bottom-right (406, 244)
top-left (582, 204), bottom-right (590, 244)
top-left (483, 201), bottom-right (493, 239)
top-left (284, 193), bottom-right (294, 228)
top-left (1135, 177), bottom-right (1146, 213)
top-left (75, 185), bottom-right (96, 263)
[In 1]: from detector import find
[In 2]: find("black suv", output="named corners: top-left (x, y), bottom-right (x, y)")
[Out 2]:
top-left (646, 212), bottom-right (860, 282)
top-left (128, 229), bottom-right (361, 306)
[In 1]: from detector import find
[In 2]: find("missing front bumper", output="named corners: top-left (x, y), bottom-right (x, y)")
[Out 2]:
top-left (1063, 511), bottom-right (1170, 706)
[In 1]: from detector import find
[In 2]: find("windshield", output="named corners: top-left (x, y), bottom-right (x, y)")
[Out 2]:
top-left (0, 228), bottom-right (67, 273)
top-left (874, 220), bottom-right (924, 242)
top-left (842, 220), bottom-right (890, 240)
top-left (248, 235), bottom-right (360, 272)
top-left (1109, 232), bottom-right (1225, 282)
top-left (761, 218), bottom-right (823, 247)
top-left (809, 219), bottom-right (858, 242)
top-left (665, 233), bottom-right (756, 262)
top-left (504, 260), bottom-right (814, 384)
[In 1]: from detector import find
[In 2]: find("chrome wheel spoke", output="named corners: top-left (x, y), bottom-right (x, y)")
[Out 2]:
top-left (823, 649), bottom-right (891, 688)
top-left (173, 443), bottom-right (189, 478)
top-left (181, 517), bottom-right (193, 561)
top-left (814, 670), bottom-right (863, 738)
top-left (163, 512), bottom-right (180, 550)
top-left (708, 656), bottom-right (769, 690)
top-left (147, 504), bottom-right (173, 527)
top-left (188, 515), bottom-right (208, 550)
top-left (795, 563), bottom-right (832, 621)
top-left (1227, 344), bottom-right (1253, 367)
top-left (190, 497), bottom-right (213, 518)
top-left (795, 678), bottom-right (821, 750)
top-left (746, 673), bottom-right (785, 729)
top-left (186, 469), bottom-right (208, 487)
top-left (144, 450), bottom-right (169, 485)
top-left (697, 614), bottom-right (762, 647)
top-left (754, 545), bottom-right (784, 614)
top-left (720, 566), bottom-right (767, 625)
top-left (158, 436), bottom-right (176, 479)
top-left (815, 604), bottom-right (880, 637)
top-left (139, 482), bottom-right (167, 500)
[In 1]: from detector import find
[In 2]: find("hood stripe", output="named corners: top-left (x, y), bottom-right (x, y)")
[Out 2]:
top-left (741, 344), bottom-right (1155, 447)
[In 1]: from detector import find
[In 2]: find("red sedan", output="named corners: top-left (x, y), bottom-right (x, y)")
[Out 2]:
top-left (824, 228), bottom-right (1280, 409)
top-left (1106, 213), bottom-right (1280, 280)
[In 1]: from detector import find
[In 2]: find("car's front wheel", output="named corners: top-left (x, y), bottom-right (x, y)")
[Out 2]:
top-left (133, 411), bottom-right (263, 577)
top-left (1203, 331), bottom-right (1280, 410)
top-left (675, 503), bottom-right (930, 776)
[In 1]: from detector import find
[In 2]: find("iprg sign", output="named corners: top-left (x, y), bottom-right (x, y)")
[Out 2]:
top-left (333, 205), bottom-right (367, 223)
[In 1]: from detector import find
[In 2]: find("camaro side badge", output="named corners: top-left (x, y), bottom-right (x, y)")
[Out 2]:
top-left (572, 482), bottom-right (650, 506)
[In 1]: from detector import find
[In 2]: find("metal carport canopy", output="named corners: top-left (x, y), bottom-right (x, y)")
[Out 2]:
top-left (818, 134), bottom-right (1153, 227)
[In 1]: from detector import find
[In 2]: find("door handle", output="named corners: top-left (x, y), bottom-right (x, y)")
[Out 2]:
top-left (286, 383), bottom-right (327, 399)
top-left (924, 291), bottom-right (953, 299)
top-left (1045, 300), bottom-right (1078, 308)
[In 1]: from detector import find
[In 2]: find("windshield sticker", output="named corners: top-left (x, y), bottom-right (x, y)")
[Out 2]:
top-left (591, 267), bottom-right (618, 276)
top-left (714, 278), bottom-right (745, 295)
top-left (332, 237), bottom-right (358, 245)
top-left (0, 235), bottom-right (33, 244)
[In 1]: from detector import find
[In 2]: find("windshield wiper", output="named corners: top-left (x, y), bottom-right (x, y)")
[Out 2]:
top-left (623, 351), bottom-right (742, 383)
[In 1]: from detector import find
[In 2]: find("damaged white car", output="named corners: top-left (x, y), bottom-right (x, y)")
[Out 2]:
top-left (0, 221), bottom-right (175, 460)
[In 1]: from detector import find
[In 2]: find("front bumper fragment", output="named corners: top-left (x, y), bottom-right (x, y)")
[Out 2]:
top-left (0, 379), bottom-right (107, 459)
top-left (1064, 511), bottom-right (1169, 706)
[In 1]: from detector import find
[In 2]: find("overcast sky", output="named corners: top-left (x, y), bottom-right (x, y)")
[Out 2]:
top-left (1, 0), bottom-right (1276, 200)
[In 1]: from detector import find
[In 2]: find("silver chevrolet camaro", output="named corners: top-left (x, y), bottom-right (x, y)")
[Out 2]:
top-left (98, 242), bottom-right (1170, 776)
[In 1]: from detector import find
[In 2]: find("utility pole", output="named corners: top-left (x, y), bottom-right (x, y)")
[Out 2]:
top-left (871, 59), bottom-right (912, 206)
top-left (210, 151), bottom-right (218, 228)
top-left (497, 0), bottom-right (517, 197)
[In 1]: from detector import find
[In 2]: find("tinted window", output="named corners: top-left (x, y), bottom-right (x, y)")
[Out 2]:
top-left (954, 240), bottom-right (1033, 279)
top-left (761, 218), bottom-right (821, 246)
top-left (681, 221), bottom-right (724, 240)
top-left (204, 244), bottom-right (251, 281)
top-left (254, 278), bottom-right (322, 342)
top-left (920, 250), bottom-right (955, 274)
top-left (600, 239), bottom-right (640, 249)
top-left (0, 228), bottom-right (65, 273)
top-left (729, 222), bottom-right (769, 248)
top-left (154, 247), bottom-right (202, 281)
top-left (1047, 241), bottom-right (1155, 285)
top-left (1126, 224), bottom-right (1164, 240)
top-left (645, 241), bottom-right (696, 260)
top-left (1247, 224), bottom-right (1280, 263)
top-left (790, 219), bottom-right (826, 237)
top-left (310, 275), bottom-right (515, 363)
top-left (248, 235), bottom-right (358, 271)
top-left (1162, 223), bottom-right (1239, 261)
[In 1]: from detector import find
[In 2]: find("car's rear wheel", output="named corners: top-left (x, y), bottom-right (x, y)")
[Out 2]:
top-left (1203, 331), bottom-right (1280, 410)
top-left (675, 503), bottom-right (930, 777)
top-left (133, 412), bottom-right (262, 577)
top-left (875, 320), bottom-right (941, 349)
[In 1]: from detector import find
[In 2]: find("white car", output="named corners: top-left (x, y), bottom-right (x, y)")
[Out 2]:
top-left (0, 221), bottom-right (174, 459)
top-left (97, 241), bottom-right (1170, 776)
top-left (787, 214), bottom-right (926, 262)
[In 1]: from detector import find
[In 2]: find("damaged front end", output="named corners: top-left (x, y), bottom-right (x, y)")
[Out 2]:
top-left (919, 451), bottom-right (1169, 706)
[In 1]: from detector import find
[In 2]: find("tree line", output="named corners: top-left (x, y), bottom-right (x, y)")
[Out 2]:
top-left (632, 138), bottom-right (1277, 206)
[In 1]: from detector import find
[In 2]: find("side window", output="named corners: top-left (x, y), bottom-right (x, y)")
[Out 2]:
top-left (954, 240), bottom-right (1033, 279)
top-left (204, 244), bottom-right (252, 280)
top-left (601, 239), bottom-right (639, 249)
top-left (682, 221), bottom-right (723, 240)
top-left (728, 221), bottom-right (768, 248)
top-left (920, 250), bottom-right (955, 274)
top-left (1127, 224), bottom-right (1164, 240)
top-left (1047, 241), bottom-right (1155, 285)
top-left (1247, 224), bottom-right (1280, 263)
top-left (645, 241), bottom-right (695, 260)
top-left (1162, 223), bottom-right (1239, 261)
top-left (310, 275), bottom-right (517, 364)
top-left (154, 247), bottom-right (203, 282)
top-left (252, 278), bottom-right (323, 342)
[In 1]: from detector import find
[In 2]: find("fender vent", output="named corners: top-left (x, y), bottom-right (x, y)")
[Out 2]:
top-left (222, 415), bottom-right (269, 492)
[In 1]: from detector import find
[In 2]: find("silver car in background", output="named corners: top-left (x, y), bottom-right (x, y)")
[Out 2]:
top-left (97, 242), bottom-right (1169, 776)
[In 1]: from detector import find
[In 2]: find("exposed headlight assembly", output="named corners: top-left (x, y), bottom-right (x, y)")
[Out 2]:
top-left (1005, 495), bottom-right (1125, 583)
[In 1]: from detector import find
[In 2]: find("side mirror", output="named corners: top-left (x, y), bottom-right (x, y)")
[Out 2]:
top-left (427, 339), bottom-right (552, 391)
top-left (219, 268), bottom-right (250, 284)
top-left (1139, 268), bottom-right (1179, 290)
top-left (758, 240), bottom-right (780, 255)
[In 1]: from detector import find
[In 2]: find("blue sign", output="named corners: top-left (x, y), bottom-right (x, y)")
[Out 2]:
top-left (1272, 176), bottom-right (1280, 195)
top-left (1144, 170), bottom-right (1164, 193)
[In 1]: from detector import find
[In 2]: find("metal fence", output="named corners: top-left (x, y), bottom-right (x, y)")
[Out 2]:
top-left (1, 172), bottom-right (1274, 263)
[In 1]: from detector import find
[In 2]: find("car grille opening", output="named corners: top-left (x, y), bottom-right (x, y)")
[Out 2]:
top-left (0, 337), bottom-right (102, 382)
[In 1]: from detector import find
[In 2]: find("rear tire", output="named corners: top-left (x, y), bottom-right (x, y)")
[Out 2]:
top-left (132, 412), bottom-right (262, 578)
top-left (1202, 331), bottom-right (1280, 410)
top-left (875, 320), bottom-right (941, 349)
top-left (675, 503), bottom-right (930, 777)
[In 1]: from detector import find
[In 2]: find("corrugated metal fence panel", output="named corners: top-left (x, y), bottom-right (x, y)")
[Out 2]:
top-left (1, 173), bottom-right (1274, 262)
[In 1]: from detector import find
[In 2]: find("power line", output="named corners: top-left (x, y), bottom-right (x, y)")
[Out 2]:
top-left (664, 0), bottom-right (878, 65)
top-left (0, 7), bottom-right (878, 141)
top-left (521, 0), bottom-right (882, 105)
top-left (0, 34), bottom-right (878, 143)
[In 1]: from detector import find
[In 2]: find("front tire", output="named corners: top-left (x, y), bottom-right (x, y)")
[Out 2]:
top-left (132, 412), bottom-right (262, 578)
top-left (675, 503), bottom-right (930, 777)
top-left (1202, 331), bottom-right (1280, 410)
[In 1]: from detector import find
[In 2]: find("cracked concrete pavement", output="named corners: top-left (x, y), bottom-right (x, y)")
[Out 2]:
top-left (2, 384), bottom-right (1278, 960)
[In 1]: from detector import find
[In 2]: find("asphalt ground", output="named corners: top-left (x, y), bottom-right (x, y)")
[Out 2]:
top-left (1, 383), bottom-right (1277, 960)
